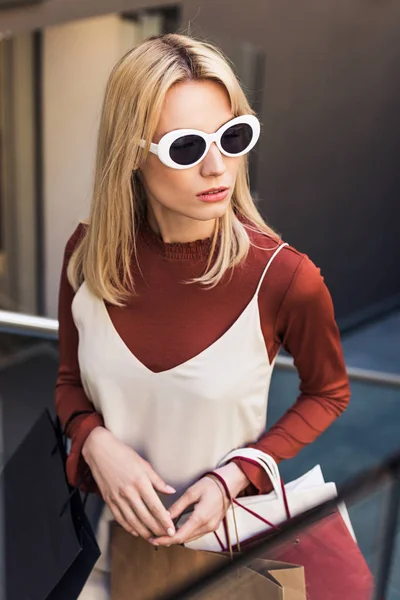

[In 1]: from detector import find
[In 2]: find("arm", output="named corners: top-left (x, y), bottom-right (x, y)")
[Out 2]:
top-left (233, 255), bottom-right (351, 493)
top-left (57, 226), bottom-right (180, 539)
top-left (55, 224), bottom-right (105, 493)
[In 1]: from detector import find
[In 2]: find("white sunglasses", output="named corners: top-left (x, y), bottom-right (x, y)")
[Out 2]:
top-left (140, 114), bottom-right (260, 170)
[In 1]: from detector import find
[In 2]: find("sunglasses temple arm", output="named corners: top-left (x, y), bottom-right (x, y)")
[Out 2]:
top-left (149, 142), bottom-right (158, 155)
top-left (139, 140), bottom-right (158, 155)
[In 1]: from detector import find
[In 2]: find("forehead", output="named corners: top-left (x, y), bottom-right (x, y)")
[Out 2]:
top-left (156, 80), bottom-right (234, 137)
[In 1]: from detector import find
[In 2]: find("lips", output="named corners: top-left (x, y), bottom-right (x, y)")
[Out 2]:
top-left (197, 187), bottom-right (229, 196)
top-left (196, 187), bottom-right (230, 203)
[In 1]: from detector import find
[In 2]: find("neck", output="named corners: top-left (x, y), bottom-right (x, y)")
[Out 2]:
top-left (146, 205), bottom-right (216, 244)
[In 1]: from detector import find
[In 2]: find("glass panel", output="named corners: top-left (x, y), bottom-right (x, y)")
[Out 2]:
top-left (0, 332), bottom-right (58, 464)
top-left (0, 327), bottom-right (399, 597)
top-left (269, 368), bottom-right (400, 484)
top-left (165, 473), bottom-right (400, 600)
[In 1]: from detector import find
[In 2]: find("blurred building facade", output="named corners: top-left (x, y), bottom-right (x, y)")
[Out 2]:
top-left (0, 0), bottom-right (399, 328)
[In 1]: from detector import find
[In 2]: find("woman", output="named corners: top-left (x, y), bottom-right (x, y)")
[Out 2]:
top-left (56, 33), bottom-right (350, 598)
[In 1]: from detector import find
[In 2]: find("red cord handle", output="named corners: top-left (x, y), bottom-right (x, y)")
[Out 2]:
top-left (228, 456), bottom-right (291, 520)
top-left (202, 462), bottom-right (292, 552)
top-left (203, 470), bottom-right (232, 501)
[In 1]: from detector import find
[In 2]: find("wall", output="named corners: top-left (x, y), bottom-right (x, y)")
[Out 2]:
top-left (0, 0), bottom-right (173, 35)
top-left (43, 11), bottom-right (163, 317)
top-left (182, 0), bottom-right (400, 326)
top-left (0, 33), bottom-right (37, 313)
top-left (13, 34), bottom-right (37, 314)
top-left (43, 14), bottom-right (138, 317)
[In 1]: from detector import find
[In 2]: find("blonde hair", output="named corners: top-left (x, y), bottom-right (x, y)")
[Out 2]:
top-left (68, 33), bottom-right (279, 305)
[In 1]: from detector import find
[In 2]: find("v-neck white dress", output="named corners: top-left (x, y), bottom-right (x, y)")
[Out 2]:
top-left (74, 242), bottom-right (287, 599)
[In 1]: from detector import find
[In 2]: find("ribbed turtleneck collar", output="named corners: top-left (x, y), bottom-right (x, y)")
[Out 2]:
top-left (139, 218), bottom-right (217, 260)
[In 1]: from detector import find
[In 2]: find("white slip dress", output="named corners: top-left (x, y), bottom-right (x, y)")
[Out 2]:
top-left (73, 243), bottom-right (288, 599)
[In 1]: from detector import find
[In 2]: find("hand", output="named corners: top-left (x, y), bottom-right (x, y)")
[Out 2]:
top-left (82, 427), bottom-right (177, 541)
top-left (149, 462), bottom-right (250, 546)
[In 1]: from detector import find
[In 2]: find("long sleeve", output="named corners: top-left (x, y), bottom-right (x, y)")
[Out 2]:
top-left (234, 255), bottom-right (351, 493)
top-left (55, 224), bottom-right (105, 493)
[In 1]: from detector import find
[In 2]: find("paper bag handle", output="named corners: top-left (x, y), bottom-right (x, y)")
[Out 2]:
top-left (218, 448), bottom-right (281, 497)
top-left (218, 448), bottom-right (292, 519)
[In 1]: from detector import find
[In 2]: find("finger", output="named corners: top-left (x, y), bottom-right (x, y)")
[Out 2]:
top-left (147, 470), bottom-right (176, 495)
top-left (107, 501), bottom-right (138, 536)
top-left (140, 481), bottom-right (176, 536)
top-left (168, 488), bottom-right (201, 521)
top-left (182, 515), bottom-right (223, 545)
top-left (114, 496), bottom-right (154, 540)
top-left (130, 496), bottom-right (167, 538)
top-left (151, 510), bottom-right (206, 546)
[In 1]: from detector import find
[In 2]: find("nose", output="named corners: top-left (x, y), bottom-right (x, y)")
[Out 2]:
top-left (199, 142), bottom-right (227, 178)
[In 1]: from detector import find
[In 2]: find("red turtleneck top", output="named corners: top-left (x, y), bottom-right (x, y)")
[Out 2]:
top-left (55, 219), bottom-right (350, 495)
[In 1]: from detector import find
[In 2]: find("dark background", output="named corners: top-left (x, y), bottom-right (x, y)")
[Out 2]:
top-left (1, 0), bottom-right (400, 329)
top-left (181, 0), bottom-right (400, 329)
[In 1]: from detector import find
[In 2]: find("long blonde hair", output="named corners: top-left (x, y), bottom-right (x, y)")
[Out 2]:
top-left (68, 33), bottom-right (279, 305)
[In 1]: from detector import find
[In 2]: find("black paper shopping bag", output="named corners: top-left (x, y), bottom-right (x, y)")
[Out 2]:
top-left (0, 408), bottom-right (100, 600)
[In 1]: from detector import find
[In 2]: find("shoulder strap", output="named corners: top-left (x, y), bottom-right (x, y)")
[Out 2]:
top-left (255, 242), bottom-right (289, 296)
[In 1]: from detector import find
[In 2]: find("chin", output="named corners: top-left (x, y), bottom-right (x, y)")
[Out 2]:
top-left (193, 198), bottom-right (231, 221)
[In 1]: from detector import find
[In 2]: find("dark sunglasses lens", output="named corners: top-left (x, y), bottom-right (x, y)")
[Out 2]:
top-left (169, 135), bottom-right (206, 165)
top-left (221, 123), bottom-right (253, 154)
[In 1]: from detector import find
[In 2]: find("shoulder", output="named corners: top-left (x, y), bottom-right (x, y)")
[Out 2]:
top-left (64, 221), bottom-right (88, 259)
top-left (244, 222), bottom-right (304, 277)
top-left (245, 225), bottom-right (327, 304)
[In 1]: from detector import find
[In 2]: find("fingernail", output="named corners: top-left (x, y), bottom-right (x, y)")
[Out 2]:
top-left (167, 527), bottom-right (175, 537)
top-left (166, 486), bottom-right (176, 493)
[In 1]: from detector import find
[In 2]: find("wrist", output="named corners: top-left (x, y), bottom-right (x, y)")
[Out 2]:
top-left (81, 426), bottom-right (108, 463)
top-left (214, 462), bottom-right (250, 499)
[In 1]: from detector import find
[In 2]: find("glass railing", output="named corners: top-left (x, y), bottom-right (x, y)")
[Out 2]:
top-left (0, 310), bottom-right (400, 599)
top-left (165, 452), bottom-right (400, 600)
top-left (0, 313), bottom-right (59, 464)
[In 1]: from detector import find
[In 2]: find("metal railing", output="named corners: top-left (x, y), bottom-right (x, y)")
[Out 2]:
top-left (0, 309), bottom-right (58, 340)
top-left (1, 309), bottom-right (400, 386)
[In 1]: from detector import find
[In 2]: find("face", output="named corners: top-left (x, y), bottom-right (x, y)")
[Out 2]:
top-left (139, 80), bottom-right (243, 238)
